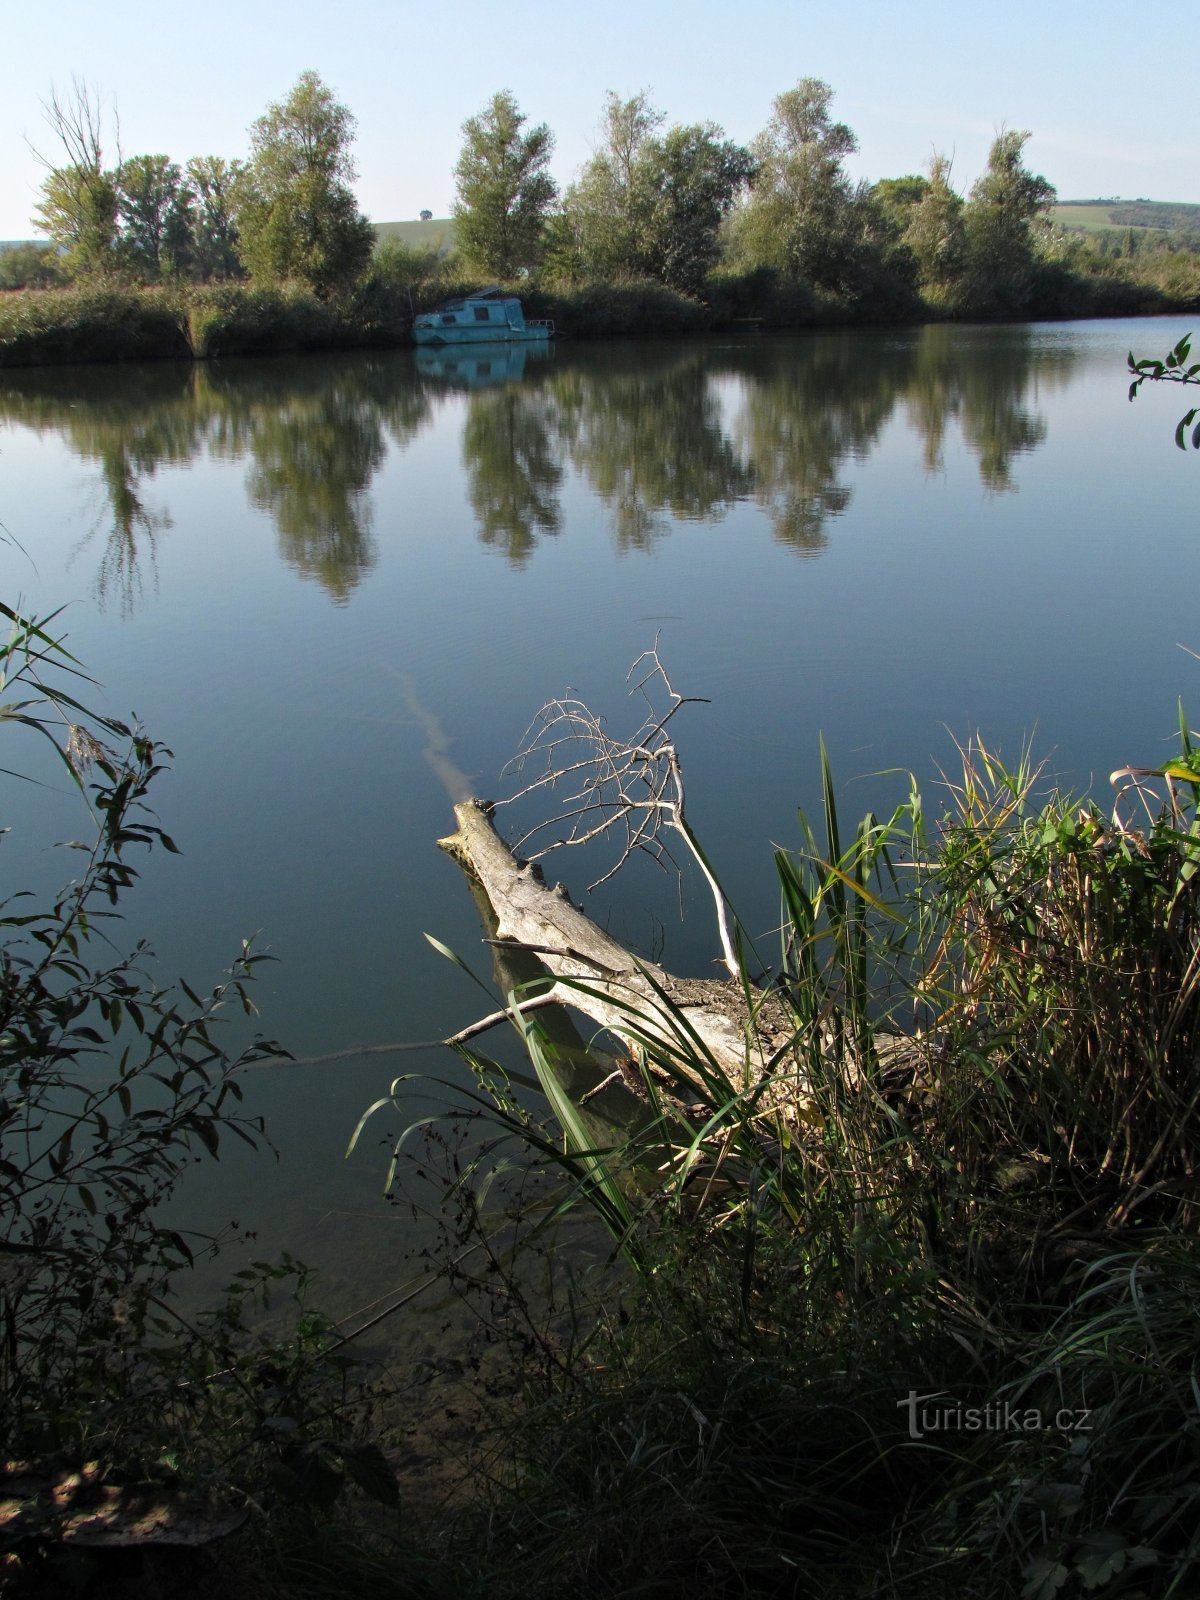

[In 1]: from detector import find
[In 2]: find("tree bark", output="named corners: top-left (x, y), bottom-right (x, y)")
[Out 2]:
top-left (439, 798), bottom-right (797, 1091)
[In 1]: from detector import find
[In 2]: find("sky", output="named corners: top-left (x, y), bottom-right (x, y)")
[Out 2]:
top-left (1, 0), bottom-right (1194, 240)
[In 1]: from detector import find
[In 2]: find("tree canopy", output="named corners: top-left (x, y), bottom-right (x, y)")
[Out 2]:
top-left (560, 93), bottom-right (754, 294)
top-left (117, 155), bottom-right (193, 281)
top-left (902, 154), bottom-right (967, 291)
top-left (234, 71), bottom-right (375, 297)
top-left (729, 77), bottom-right (871, 293)
top-left (453, 91), bottom-right (557, 279)
top-left (964, 129), bottom-right (1055, 306)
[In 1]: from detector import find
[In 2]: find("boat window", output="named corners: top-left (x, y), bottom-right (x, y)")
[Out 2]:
top-left (441, 314), bottom-right (457, 325)
top-left (474, 306), bottom-right (491, 322)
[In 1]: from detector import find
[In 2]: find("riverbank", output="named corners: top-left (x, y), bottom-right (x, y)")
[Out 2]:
top-left (0, 261), bottom-right (1189, 367)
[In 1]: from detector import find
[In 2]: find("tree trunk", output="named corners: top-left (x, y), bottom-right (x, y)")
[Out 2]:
top-left (439, 799), bottom-right (797, 1091)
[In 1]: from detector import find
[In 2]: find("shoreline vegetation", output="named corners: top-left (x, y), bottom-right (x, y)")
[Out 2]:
top-left (3, 70), bottom-right (1198, 369)
top-left (0, 259), bottom-right (1193, 370)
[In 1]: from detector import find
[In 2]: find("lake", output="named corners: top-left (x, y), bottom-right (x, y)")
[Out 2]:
top-left (1, 318), bottom-right (1196, 1327)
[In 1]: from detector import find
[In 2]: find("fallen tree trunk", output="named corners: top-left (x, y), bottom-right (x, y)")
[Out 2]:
top-left (439, 798), bottom-right (798, 1092)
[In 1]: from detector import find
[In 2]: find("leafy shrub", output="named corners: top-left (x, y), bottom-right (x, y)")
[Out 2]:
top-left (0, 287), bottom-right (191, 366)
top-left (186, 283), bottom-right (341, 357)
top-left (0, 600), bottom-right (400, 1580)
top-left (535, 279), bottom-right (711, 337)
top-left (0, 244), bottom-right (67, 293)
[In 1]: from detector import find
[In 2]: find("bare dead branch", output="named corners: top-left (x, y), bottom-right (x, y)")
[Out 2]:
top-left (496, 644), bottom-right (738, 975)
top-left (29, 78), bottom-right (110, 175)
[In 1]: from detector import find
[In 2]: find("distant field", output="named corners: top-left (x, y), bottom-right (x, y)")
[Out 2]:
top-left (1050, 204), bottom-right (1134, 233)
top-left (4, 224), bottom-right (453, 255)
top-left (378, 208), bottom-right (1200, 251)
top-left (374, 217), bottom-right (455, 252)
top-left (1051, 200), bottom-right (1200, 234)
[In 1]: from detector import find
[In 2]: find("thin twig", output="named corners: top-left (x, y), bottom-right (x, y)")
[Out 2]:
top-left (495, 643), bottom-right (737, 975)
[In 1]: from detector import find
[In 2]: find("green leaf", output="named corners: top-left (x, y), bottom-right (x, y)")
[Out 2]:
top-left (1021, 1554), bottom-right (1069, 1600)
top-left (340, 1442), bottom-right (400, 1507)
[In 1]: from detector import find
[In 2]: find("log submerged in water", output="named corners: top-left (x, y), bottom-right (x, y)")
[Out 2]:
top-left (438, 798), bottom-right (798, 1093)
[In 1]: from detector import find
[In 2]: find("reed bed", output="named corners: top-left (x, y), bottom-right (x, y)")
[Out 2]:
top-left (394, 724), bottom-right (1200, 1598)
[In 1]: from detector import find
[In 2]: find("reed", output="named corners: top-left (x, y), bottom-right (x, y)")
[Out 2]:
top-left (405, 713), bottom-right (1200, 1597)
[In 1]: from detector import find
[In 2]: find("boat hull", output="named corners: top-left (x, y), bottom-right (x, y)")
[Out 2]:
top-left (412, 323), bottom-right (551, 346)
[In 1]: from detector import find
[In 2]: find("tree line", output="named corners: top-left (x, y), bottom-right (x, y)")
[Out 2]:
top-left (19, 73), bottom-right (373, 298)
top-left (451, 81), bottom-right (1099, 316)
top-left (9, 71), bottom-right (1198, 322)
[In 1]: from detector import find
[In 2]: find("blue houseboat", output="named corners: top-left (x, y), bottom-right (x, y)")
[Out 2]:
top-left (411, 288), bottom-right (553, 346)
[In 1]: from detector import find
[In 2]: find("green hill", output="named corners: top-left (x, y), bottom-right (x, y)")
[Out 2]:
top-left (373, 217), bottom-right (455, 253)
top-left (1051, 199), bottom-right (1200, 235)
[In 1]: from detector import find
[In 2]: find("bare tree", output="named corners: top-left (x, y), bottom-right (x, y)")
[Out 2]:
top-left (30, 78), bottom-right (116, 177)
top-left (29, 79), bottom-right (120, 275)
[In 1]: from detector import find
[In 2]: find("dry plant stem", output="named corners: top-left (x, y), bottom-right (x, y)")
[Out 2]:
top-left (445, 992), bottom-right (561, 1045)
top-left (500, 645), bottom-right (740, 979)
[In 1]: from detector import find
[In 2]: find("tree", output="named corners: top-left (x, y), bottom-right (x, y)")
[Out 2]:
top-left (0, 241), bottom-right (66, 290)
top-left (902, 153), bottom-right (967, 292)
top-left (963, 129), bottom-right (1055, 305)
top-left (186, 156), bottom-right (244, 281)
top-left (30, 80), bottom-right (120, 279)
top-left (730, 78), bottom-right (873, 294)
top-left (560, 91), bottom-right (663, 281)
top-left (453, 91), bottom-right (557, 279)
top-left (117, 155), bottom-right (193, 281)
top-left (235, 71), bottom-right (375, 297)
top-left (559, 93), bottom-right (752, 293)
top-left (640, 124), bottom-right (756, 294)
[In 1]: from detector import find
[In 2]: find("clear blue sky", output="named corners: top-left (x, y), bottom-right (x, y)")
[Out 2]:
top-left (2, 0), bottom-right (1193, 239)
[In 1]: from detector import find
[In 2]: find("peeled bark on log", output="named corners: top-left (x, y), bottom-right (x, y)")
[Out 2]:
top-left (439, 799), bottom-right (797, 1092)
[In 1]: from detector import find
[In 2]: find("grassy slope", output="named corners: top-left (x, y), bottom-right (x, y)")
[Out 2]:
top-left (1051, 199), bottom-right (1200, 233)
top-left (374, 217), bottom-right (455, 251)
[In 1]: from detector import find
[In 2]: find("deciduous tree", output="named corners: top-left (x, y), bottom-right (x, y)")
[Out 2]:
top-left (30, 79), bottom-right (120, 278)
top-left (730, 78), bottom-right (872, 294)
top-left (453, 91), bottom-right (557, 279)
top-left (963, 129), bottom-right (1055, 306)
top-left (186, 156), bottom-right (244, 281)
top-left (117, 155), bottom-right (193, 281)
top-left (235, 71), bottom-right (375, 297)
top-left (902, 153), bottom-right (967, 291)
top-left (560, 93), bottom-right (753, 293)
top-left (561, 91), bottom-right (663, 280)
top-left (641, 123), bottom-right (755, 294)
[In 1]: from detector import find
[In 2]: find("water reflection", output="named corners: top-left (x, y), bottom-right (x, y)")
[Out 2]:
top-left (463, 387), bottom-right (563, 565)
top-left (415, 340), bottom-right (551, 390)
top-left (903, 327), bottom-right (1074, 489)
top-left (549, 346), bottom-right (755, 552)
top-left (1, 364), bottom-right (197, 613)
top-left (725, 336), bottom-right (912, 554)
top-left (0, 326), bottom-right (1082, 605)
top-left (204, 363), bottom-right (388, 603)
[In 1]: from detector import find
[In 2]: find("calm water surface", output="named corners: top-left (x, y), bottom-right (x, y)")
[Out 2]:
top-left (2, 319), bottom-right (1195, 1318)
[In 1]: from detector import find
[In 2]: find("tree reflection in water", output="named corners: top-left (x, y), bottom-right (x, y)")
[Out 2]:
top-left (462, 387), bottom-right (563, 566)
top-left (0, 325), bottom-right (1080, 605)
